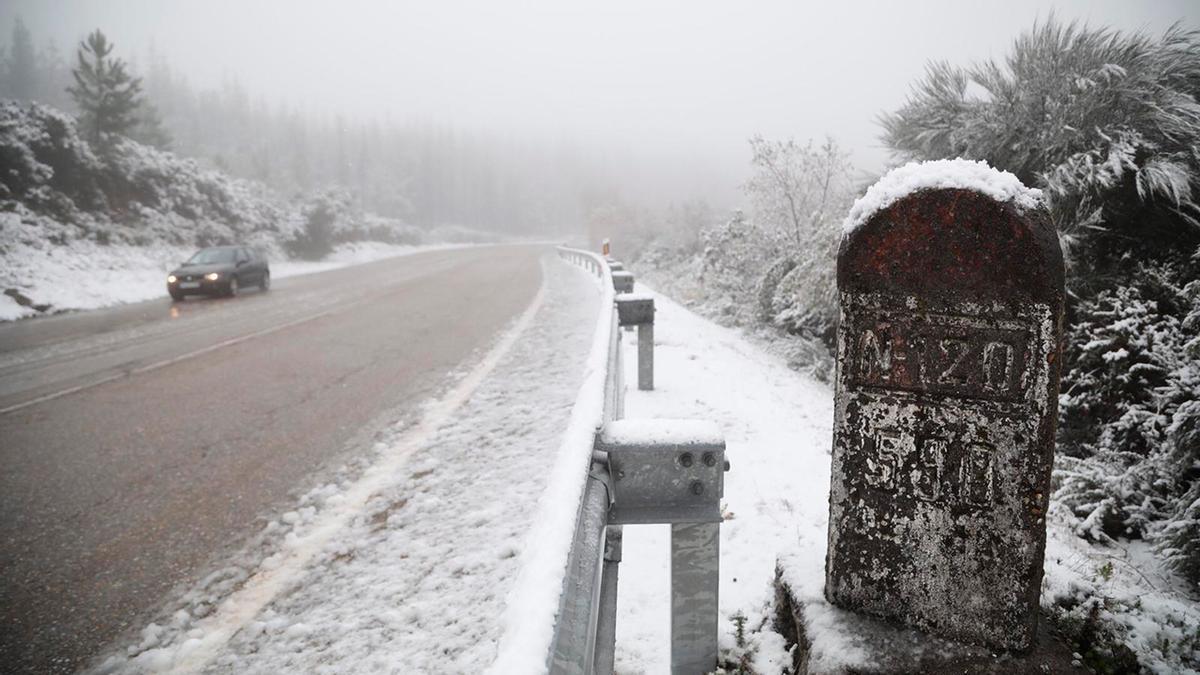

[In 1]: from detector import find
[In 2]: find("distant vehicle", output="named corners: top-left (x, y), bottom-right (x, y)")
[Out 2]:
top-left (167, 246), bottom-right (270, 301)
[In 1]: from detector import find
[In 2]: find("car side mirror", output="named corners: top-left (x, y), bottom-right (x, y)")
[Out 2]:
top-left (236, 259), bottom-right (247, 267)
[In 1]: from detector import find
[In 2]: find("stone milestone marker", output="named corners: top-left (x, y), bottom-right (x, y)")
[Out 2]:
top-left (825, 165), bottom-right (1064, 652)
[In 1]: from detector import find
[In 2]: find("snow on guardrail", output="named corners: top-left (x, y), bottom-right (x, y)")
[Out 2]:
top-left (488, 246), bottom-right (615, 674)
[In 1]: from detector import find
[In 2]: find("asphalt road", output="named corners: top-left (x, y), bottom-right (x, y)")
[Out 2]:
top-left (0, 245), bottom-right (545, 674)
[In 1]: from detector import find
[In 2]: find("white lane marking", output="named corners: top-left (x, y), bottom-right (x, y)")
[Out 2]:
top-left (154, 263), bottom-right (549, 674)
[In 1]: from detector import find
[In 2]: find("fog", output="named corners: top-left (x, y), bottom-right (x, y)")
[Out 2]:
top-left (4, 0), bottom-right (1196, 216)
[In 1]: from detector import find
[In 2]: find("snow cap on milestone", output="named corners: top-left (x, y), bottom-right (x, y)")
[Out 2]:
top-left (842, 158), bottom-right (1043, 235)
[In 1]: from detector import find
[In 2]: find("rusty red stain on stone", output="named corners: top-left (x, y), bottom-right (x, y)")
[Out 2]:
top-left (838, 188), bottom-right (1063, 304)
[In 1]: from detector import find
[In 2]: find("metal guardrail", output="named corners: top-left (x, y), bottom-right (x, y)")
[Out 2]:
top-left (550, 246), bottom-right (725, 675)
top-left (549, 247), bottom-right (622, 675)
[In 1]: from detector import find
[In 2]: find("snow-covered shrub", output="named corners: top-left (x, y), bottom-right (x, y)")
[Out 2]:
top-left (1044, 592), bottom-right (1142, 673)
top-left (2, 100), bottom-right (430, 260)
top-left (287, 191), bottom-right (345, 260)
top-left (1053, 266), bottom-right (1200, 582)
top-left (1160, 479), bottom-right (1200, 587)
top-left (0, 202), bottom-right (78, 251)
top-left (0, 100), bottom-right (298, 249)
top-left (0, 100), bottom-right (107, 217)
top-left (348, 214), bottom-right (424, 246)
top-left (1059, 283), bottom-right (1183, 458)
top-left (697, 211), bottom-right (781, 326)
top-left (102, 137), bottom-right (290, 242)
top-left (776, 332), bottom-right (836, 383)
top-left (744, 137), bottom-right (852, 346)
top-left (755, 257), bottom-right (795, 323)
top-left (770, 255), bottom-right (838, 348)
top-left (621, 138), bottom-right (850, 378)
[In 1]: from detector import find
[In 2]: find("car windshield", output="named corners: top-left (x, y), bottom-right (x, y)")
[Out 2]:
top-left (186, 248), bottom-right (237, 265)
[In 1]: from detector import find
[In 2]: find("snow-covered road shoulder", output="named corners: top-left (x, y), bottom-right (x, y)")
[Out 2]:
top-left (611, 285), bottom-right (1200, 674)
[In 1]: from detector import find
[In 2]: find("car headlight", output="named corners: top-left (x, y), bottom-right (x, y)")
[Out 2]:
top-left (204, 272), bottom-right (220, 281)
top-left (167, 275), bottom-right (177, 283)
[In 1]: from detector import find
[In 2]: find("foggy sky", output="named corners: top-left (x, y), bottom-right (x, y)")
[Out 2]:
top-left (4, 0), bottom-right (1196, 209)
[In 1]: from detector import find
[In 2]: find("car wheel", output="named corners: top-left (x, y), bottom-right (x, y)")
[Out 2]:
top-left (227, 276), bottom-right (239, 297)
top-left (260, 271), bottom-right (270, 291)
top-left (169, 290), bottom-right (185, 302)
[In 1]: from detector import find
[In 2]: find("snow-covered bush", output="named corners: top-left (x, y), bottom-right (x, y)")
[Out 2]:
top-left (102, 137), bottom-right (289, 241)
top-left (1, 100), bottom-right (293, 247)
top-left (350, 214), bottom-right (424, 246)
top-left (1053, 265), bottom-right (1200, 585)
top-left (744, 137), bottom-right (852, 347)
top-left (0, 101), bottom-right (107, 217)
top-left (1059, 282), bottom-right (1184, 458)
top-left (287, 190), bottom-right (345, 260)
top-left (1, 100), bottom-right (435, 258)
top-left (770, 255), bottom-right (838, 346)
top-left (285, 189), bottom-right (435, 259)
top-left (625, 138), bottom-right (852, 381)
top-left (697, 211), bottom-right (781, 327)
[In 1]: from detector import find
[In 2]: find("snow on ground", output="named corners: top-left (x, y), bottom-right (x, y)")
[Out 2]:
top-left (612, 284), bottom-right (1200, 674)
top-left (0, 240), bottom-right (463, 321)
top-left (612, 287), bottom-right (833, 674)
top-left (95, 254), bottom-right (599, 674)
top-left (1043, 510), bottom-right (1200, 674)
top-left (1, 241), bottom-right (192, 321)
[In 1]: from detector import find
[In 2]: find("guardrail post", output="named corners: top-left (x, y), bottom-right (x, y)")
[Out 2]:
top-left (598, 420), bottom-right (727, 675)
top-left (611, 271), bottom-right (634, 294)
top-left (616, 295), bottom-right (654, 390)
top-left (638, 322), bottom-right (653, 390)
top-left (671, 522), bottom-right (719, 674)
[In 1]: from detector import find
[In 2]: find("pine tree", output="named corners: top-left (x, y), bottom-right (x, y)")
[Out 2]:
top-left (67, 30), bottom-right (143, 144)
top-left (6, 17), bottom-right (37, 100)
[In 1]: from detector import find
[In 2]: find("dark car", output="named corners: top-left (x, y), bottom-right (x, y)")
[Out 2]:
top-left (167, 246), bottom-right (270, 301)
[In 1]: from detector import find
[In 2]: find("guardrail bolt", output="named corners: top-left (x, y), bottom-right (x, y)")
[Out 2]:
top-left (690, 480), bottom-right (705, 496)
top-left (702, 452), bottom-right (716, 467)
top-left (679, 452), bottom-right (694, 468)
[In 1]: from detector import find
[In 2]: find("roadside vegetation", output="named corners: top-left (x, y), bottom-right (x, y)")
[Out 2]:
top-left (625, 17), bottom-right (1200, 670)
top-left (616, 136), bottom-right (854, 382)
